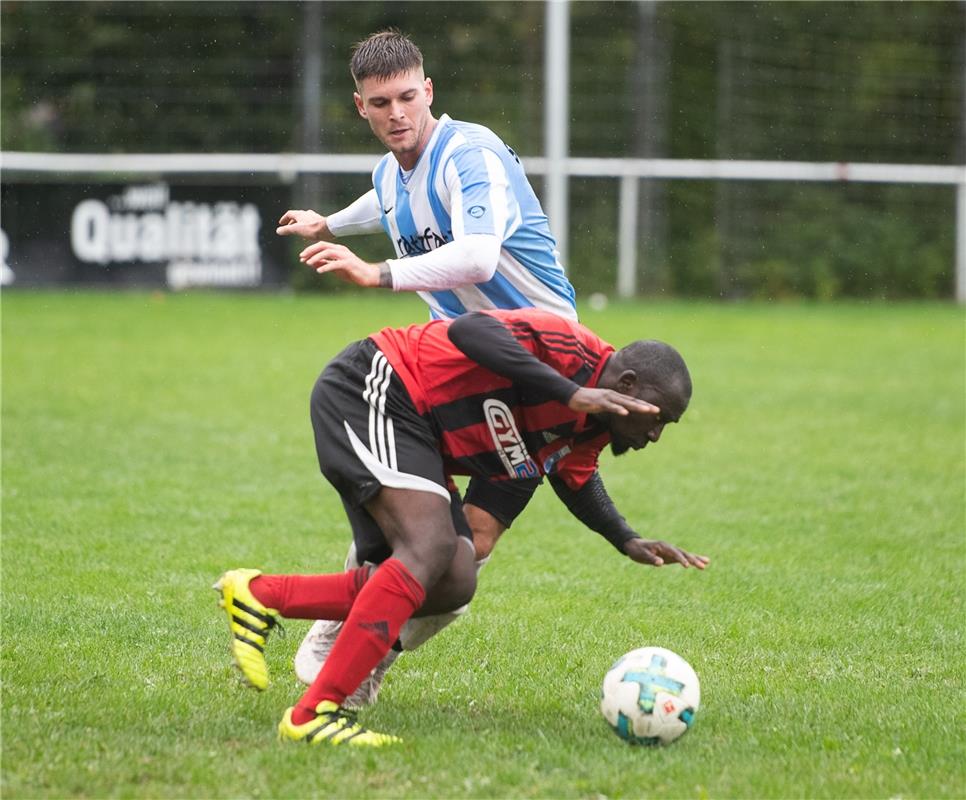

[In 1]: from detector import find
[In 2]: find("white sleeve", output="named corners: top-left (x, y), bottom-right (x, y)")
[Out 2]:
top-left (386, 234), bottom-right (501, 291)
top-left (326, 190), bottom-right (383, 236)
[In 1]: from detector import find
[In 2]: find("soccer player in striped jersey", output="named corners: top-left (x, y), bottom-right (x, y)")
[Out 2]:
top-left (213, 309), bottom-right (708, 746)
top-left (277, 32), bottom-right (575, 321)
top-left (276, 30), bottom-right (578, 703)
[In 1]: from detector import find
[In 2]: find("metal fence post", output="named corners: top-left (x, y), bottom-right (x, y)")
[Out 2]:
top-left (957, 179), bottom-right (965, 303)
top-left (617, 174), bottom-right (639, 297)
top-left (544, 0), bottom-right (570, 269)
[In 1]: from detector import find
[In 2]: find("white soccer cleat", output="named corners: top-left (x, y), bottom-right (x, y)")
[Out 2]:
top-left (350, 649), bottom-right (399, 708)
top-left (294, 618), bottom-right (342, 685)
top-left (294, 618), bottom-right (399, 709)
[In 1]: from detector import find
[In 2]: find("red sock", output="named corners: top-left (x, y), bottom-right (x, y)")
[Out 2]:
top-left (248, 567), bottom-right (371, 620)
top-left (293, 558), bottom-right (425, 724)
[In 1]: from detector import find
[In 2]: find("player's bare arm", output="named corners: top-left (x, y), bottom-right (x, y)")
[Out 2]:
top-left (547, 472), bottom-right (708, 571)
top-left (276, 209), bottom-right (334, 241)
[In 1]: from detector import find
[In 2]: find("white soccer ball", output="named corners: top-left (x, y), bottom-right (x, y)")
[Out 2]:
top-left (600, 646), bottom-right (700, 745)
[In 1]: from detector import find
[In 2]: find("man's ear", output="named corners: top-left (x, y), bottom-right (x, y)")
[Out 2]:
top-left (617, 369), bottom-right (638, 394)
top-left (353, 92), bottom-right (367, 119)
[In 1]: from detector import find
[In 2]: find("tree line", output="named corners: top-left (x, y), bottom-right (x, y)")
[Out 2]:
top-left (2, 1), bottom-right (963, 298)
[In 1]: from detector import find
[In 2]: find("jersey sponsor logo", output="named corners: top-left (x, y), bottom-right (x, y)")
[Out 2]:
top-left (468, 205), bottom-right (487, 218)
top-left (396, 226), bottom-right (450, 256)
top-left (542, 444), bottom-right (571, 474)
top-left (483, 399), bottom-right (539, 479)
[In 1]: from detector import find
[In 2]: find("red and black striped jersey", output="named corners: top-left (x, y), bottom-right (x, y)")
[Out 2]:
top-left (370, 308), bottom-right (615, 490)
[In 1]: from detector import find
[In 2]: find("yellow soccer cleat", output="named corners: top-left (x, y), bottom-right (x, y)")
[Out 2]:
top-left (212, 568), bottom-right (283, 691)
top-left (277, 701), bottom-right (401, 747)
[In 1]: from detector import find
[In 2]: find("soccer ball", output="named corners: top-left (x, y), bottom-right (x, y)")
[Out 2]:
top-left (600, 646), bottom-right (700, 746)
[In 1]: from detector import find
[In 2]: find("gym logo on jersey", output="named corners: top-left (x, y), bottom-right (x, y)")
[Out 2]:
top-left (483, 399), bottom-right (539, 479)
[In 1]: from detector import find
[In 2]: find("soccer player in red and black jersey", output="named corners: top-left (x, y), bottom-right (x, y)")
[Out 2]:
top-left (280, 30), bottom-right (580, 697)
top-left (213, 308), bottom-right (708, 746)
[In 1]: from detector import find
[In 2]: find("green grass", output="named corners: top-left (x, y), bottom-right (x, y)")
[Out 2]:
top-left (2, 291), bottom-right (964, 799)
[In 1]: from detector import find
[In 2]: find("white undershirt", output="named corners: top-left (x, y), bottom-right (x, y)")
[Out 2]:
top-left (386, 234), bottom-right (501, 291)
top-left (326, 190), bottom-right (383, 236)
top-left (326, 191), bottom-right (502, 292)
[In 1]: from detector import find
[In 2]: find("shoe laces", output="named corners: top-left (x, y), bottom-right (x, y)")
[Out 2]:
top-left (317, 703), bottom-right (358, 728)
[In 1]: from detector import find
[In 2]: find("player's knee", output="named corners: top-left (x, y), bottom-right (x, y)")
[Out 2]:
top-left (366, 487), bottom-right (460, 588)
top-left (465, 507), bottom-right (506, 560)
top-left (472, 528), bottom-right (500, 560)
top-left (400, 527), bottom-right (457, 589)
top-left (447, 538), bottom-right (478, 607)
top-left (450, 569), bottom-right (476, 609)
top-left (425, 533), bottom-right (458, 581)
top-left (431, 553), bottom-right (476, 612)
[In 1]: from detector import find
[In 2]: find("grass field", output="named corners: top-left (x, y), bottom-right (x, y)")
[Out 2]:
top-left (2, 291), bottom-right (964, 799)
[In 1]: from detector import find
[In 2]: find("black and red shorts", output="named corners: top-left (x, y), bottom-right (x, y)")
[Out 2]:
top-left (310, 338), bottom-right (539, 563)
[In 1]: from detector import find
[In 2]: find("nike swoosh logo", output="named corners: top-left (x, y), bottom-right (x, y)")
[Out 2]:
top-left (382, 206), bottom-right (393, 214)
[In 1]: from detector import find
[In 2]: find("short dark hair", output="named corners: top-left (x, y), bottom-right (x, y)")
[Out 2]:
top-left (350, 30), bottom-right (423, 86)
top-left (619, 340), bottom-right (692, 401)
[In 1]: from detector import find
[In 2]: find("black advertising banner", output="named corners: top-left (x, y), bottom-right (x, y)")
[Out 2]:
top-left (0, 181), bottom-right (293, 288)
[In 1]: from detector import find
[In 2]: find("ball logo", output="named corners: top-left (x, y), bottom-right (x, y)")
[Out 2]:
top-left (621, 654), bottom-right (686, 713)
top-left (468, 205), bottom-right (487, 218)
top-left (482, 399), bottom-right (538, 478)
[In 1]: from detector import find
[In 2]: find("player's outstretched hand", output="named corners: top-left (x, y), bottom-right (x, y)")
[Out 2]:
top-left (568, 386), bottom-right (659, 417)
top-left (277, 209), bottom-right (329, 240)
top-left (623, 538), bottom-right (710, 569)
top-left (300, 242), bottom-right (381, 287)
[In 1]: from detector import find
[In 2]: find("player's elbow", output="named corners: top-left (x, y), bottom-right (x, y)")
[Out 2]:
top-left (447, 311), bottom-right (488, 351)
top-left (460, 234), bottom-right (501, 283)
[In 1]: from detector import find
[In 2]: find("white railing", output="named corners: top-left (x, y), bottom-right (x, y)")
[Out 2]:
top-left (3, 151), bottom-right (964, 301)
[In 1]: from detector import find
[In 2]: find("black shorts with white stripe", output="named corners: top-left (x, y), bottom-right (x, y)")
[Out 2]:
top-left (310, 338), bottom-right (469, 564)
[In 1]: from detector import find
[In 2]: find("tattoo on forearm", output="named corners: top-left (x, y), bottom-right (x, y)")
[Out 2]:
top-left (379, 263), bottom-right (393, 289)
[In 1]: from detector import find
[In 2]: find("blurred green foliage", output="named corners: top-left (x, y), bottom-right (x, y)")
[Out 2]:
top-left (1, 0), bottom-right (962, 298)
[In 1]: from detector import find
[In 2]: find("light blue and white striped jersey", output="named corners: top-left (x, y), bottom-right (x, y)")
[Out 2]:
top-left (371, 114), bottom-right (577, 320)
